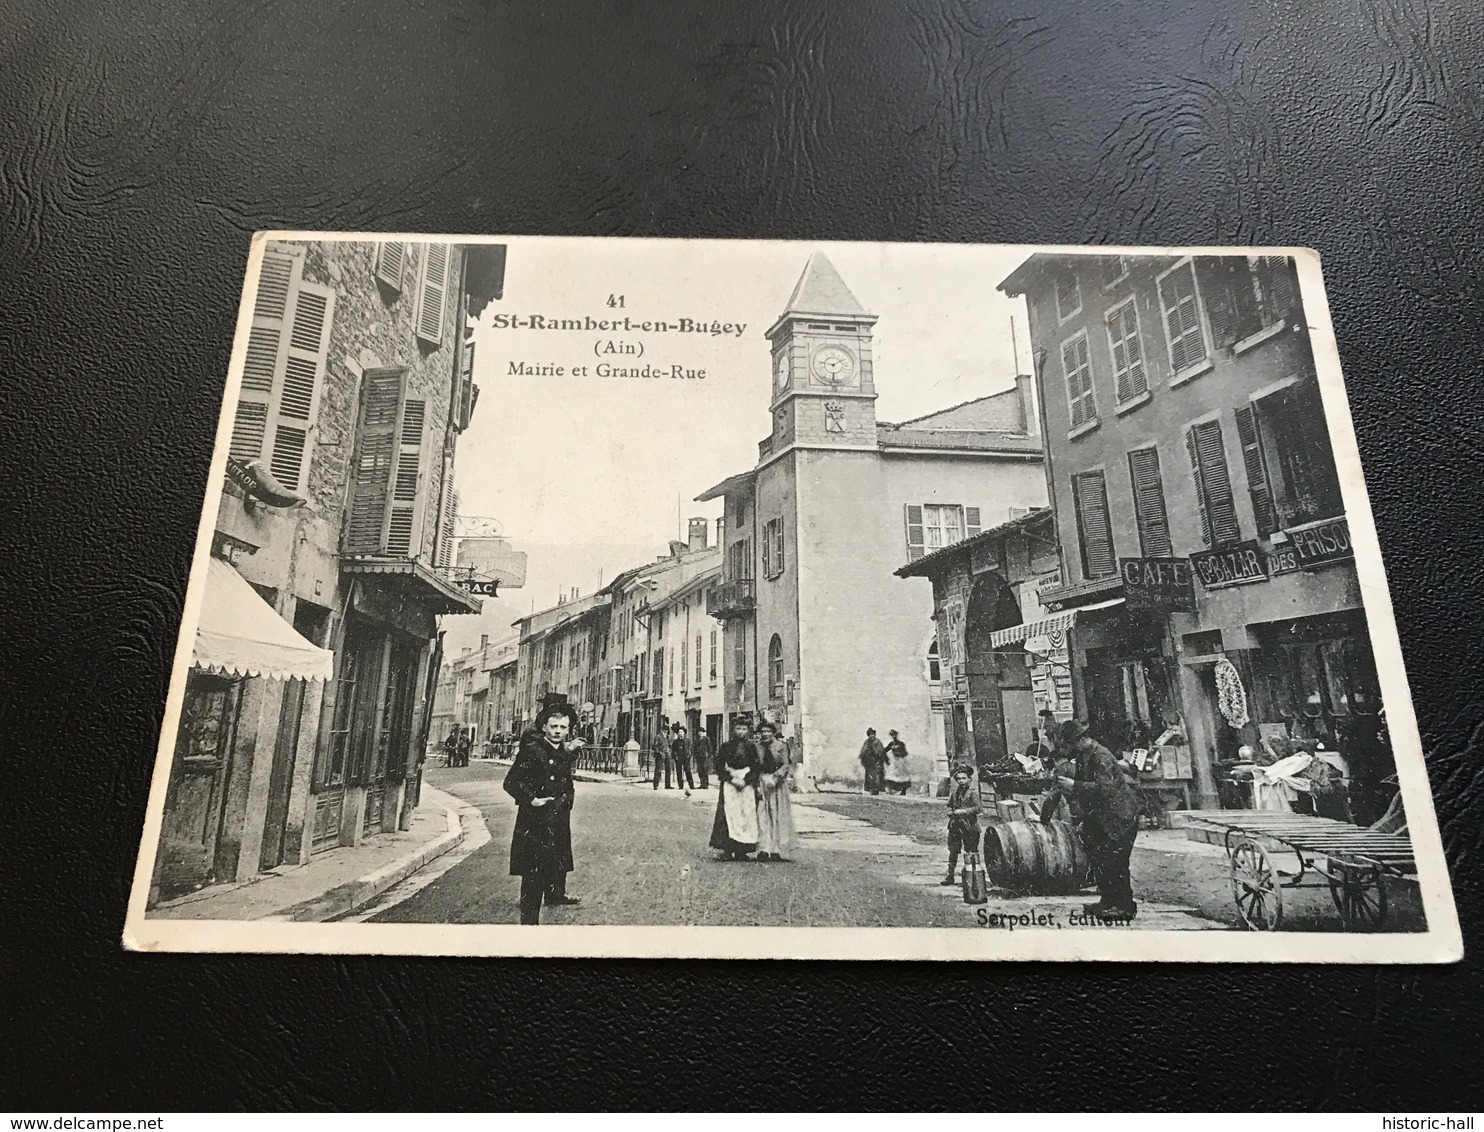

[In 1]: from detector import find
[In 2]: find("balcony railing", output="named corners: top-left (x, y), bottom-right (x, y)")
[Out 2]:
top-left (706, 578), bottom-right (756, 618)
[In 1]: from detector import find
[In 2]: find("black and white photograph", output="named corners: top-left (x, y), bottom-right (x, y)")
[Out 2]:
top-left (124, 234), bottom-right (1460, 961)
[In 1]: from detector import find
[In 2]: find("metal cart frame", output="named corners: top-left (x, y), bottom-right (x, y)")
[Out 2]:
top-left (1173, 810), bottom-right (1415, 931)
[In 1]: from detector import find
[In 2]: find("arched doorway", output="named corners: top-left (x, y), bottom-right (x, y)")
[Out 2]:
top-left (962, 573), bottom-right (1032, 770)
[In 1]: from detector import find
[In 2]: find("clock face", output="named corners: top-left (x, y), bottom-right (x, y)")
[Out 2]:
top-left (774, 352), bottom-right (790, 388)
top-left (811, 345), bottom-right (857, 385)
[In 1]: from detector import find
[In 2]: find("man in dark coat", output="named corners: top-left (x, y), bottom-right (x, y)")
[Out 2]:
top-left (859, 728), bottom-right (887, 794)
top-left (669, 722), bottom-right (695, 797)
top-left (1053, 718), bottom-right (1141, 921)
top-left (691, 729), bottom-right (711, 790)
top-left (503, 703), bottom-right (581, 924)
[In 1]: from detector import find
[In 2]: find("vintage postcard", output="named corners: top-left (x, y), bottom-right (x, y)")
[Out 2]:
top-left (124, 234), bottom-right (1461, 962)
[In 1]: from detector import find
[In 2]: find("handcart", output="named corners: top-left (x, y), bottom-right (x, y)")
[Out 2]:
top-left (1171, 810), bottom-right (1415, 931)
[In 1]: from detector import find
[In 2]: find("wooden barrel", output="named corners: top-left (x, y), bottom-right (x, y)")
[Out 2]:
top-left (983, 819), bottom-right (1092, 895)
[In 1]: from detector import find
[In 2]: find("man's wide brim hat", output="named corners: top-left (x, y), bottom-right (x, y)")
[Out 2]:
top-left (1056, 718), bottom-right (1090, 745)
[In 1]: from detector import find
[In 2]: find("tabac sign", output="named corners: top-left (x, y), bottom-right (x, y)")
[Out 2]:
top-left (1120, 557), bottom-right (1196, 612)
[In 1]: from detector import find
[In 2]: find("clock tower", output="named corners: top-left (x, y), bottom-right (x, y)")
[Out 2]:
top-left (766, 253), bottom-right (879, 451)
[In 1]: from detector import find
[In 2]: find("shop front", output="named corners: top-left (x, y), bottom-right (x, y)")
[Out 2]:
top-left (310, 558), bottom-right (478, 851)
top-left (153, 555), bottom-right (334, 905)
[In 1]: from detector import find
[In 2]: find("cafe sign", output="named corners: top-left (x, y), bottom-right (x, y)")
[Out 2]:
top-left (1269, 516), bottom-right (1352, 576)
top-left (1120, 557), bottom-right (1196, 613)
top-left (1191, 540), bottom-right (1269, 589)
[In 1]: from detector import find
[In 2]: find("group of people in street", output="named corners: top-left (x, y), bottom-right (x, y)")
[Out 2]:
top-left (858, 727), bottom-right (912, 795)
top-left (652, 722), bottom-right (711, 796)
top-left (441, 725), bottom-right (473, 768)
top-left (500, 697), bottom-right (1137, 926)
top-left (708, 717), bottom-right (798, 862)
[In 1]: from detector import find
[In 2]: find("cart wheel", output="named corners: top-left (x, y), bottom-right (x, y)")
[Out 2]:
top-left (1328, 862), bottom-right (1388, 930)
top-left (1230, 837), bottom-right (1284, 931)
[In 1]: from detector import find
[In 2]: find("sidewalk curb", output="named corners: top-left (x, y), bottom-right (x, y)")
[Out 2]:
top-left (268, 791), bottom-right (465, 923)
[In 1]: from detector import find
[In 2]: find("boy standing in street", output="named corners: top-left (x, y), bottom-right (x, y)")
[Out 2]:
top-left (941, 763), bottom-right (982, 886)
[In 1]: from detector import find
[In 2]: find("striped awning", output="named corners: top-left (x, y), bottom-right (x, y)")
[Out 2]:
top-left (988, 597), bottom-right (1124, 649)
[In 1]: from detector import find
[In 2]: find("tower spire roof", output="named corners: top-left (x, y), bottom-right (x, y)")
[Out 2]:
top-left (782, 252), bottom-right (868, 317)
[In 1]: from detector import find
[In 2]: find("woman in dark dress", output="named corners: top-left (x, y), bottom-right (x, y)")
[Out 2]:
top-left (503, 703), bottom-right (582, 924)
top-left (709, 717), bottom-right (761, 859)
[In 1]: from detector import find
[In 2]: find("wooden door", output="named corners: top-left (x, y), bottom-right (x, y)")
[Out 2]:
top-left (157, 673), bottom-right (241, 899)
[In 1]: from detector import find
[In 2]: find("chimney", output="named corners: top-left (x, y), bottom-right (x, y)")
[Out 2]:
top-left (480, 634), bottom-right (489, 651)
top-left (688, 516), bottom-right (709, 551)
top-left (1016, 372), bottom-right (1038, 438)
top-left (715, 516), bottom-right (726, 546)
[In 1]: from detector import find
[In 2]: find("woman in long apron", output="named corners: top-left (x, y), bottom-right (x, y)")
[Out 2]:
top-left (754, 721), bottom-right (798, 862)
top-left (709, 717), bottom-right (761, 859)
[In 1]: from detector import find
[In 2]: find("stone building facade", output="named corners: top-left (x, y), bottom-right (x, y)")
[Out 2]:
top-left (699, 254), bottom-right (1047, 793)
top-left (998, 252), bottom-right (1393, 820)
top-left (152, 238), bottom-right (497, 906)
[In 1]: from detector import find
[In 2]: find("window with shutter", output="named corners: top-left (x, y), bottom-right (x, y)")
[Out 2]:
top-left (710, 629), bottom-right (718, 683)
top-left (1106, 299), bottom-right (1148, 404)
top-left (456, 341), bottom-right (476, 432)
top-left (414, 242), bottom-right (450, 345)
top-left (385, 396), bottom-right (427, 557)
top-left (230, 246), bottom-right (299, 463)
top-left (1127, 448), bottom-right (1174, 558)
top-left (344, 368), bottom-right (403, 555)
top-left (1072, 471), bottom-right (1116, 579)
top-left (904, 505), bottom-right (925, 560)
top-left (374, 241), bottom-right (407, 292)
top-left (1061, 333), bottom-right (1097, 428)
top-left (434, 453), bottom-right (456, 567)
top-left (1158, 260), bottom-right (1208, 375)
top-left (268, 280), bottom-right (334, 492)
top-left (1055, 270), bottom-right (1081, 320)
top-left (1234, 406), bottom-right (1278, 535)
top-left (761, 519), bottom-right (773, 577)
top-left (1186, 420), bottom-right (1241, 547)
top-left (695, 634), bottom-right (702, 689)
top-left (773, 519), bottom-right (785, 574)
top-left (965, 507), bottom-right (981, 539)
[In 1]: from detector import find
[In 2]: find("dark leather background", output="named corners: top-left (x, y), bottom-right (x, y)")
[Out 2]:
top-left (4, 0), bottom-right (1483, 1111)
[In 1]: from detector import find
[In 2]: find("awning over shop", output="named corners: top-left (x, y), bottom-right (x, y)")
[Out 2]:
top-left (193, 557), bottom-right (335, 682)
top-left (989, 598), bottom-right (1125, 649)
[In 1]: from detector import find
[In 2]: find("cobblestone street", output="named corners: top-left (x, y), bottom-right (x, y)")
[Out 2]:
top-left (358, 763), bottom-right (1353, 931)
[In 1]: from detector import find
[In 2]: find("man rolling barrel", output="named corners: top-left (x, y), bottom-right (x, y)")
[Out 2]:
top-left (1052, 718), bottom-right (1140, 922)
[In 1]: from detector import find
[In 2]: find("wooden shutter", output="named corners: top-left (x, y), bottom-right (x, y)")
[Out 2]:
top-left (1127, 448), bottom-right (1173, 558)
top-left (761, 520), bottom-right (773, 577)
top-left (965, 507), bottom-right (981, 539)
top-left (905, 505), bottom-right (925, 561)
top-left (1072, 471), bottom-right (1116, 579)
top-left (1159, 262), bottom-right (1207, 373)
top-left (384, 392), bottom-right (427, 557)
top-left (1235, 405), bottom-right (1278, 536)
top-left (267, 280), bottom-right (334, 492)
top-left (1107, 300), bottom-right (1148, 403)
top-left (456, 341), bottom-right (476, 432)
top-left (1187, 420), bottom-right (1240, 546)
top-left (436, 456), bottom-right (457, 567)
top-left (774, 519), bottom-right (785, 573)
top-left (1062, 334), bottom-right (1096, 427)
top-left (1255, 256), bottom-right (1298, 323)
top-left (374, 242), bottom-right (406, 291)
top-left (344, 368), bottom-right (404, 554)
top-left (415, 242), bottom-right (450, 344)
top-left (230, 246), bottom-right (301, 463)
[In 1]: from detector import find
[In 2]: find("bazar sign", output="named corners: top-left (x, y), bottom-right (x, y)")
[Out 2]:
top-left (1269, 517), bottom-right (1352, 575)
top-left (1120, 557), bottom-right (1196, 612)
top-left (1191, 541), bottom-right (1268, 589)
